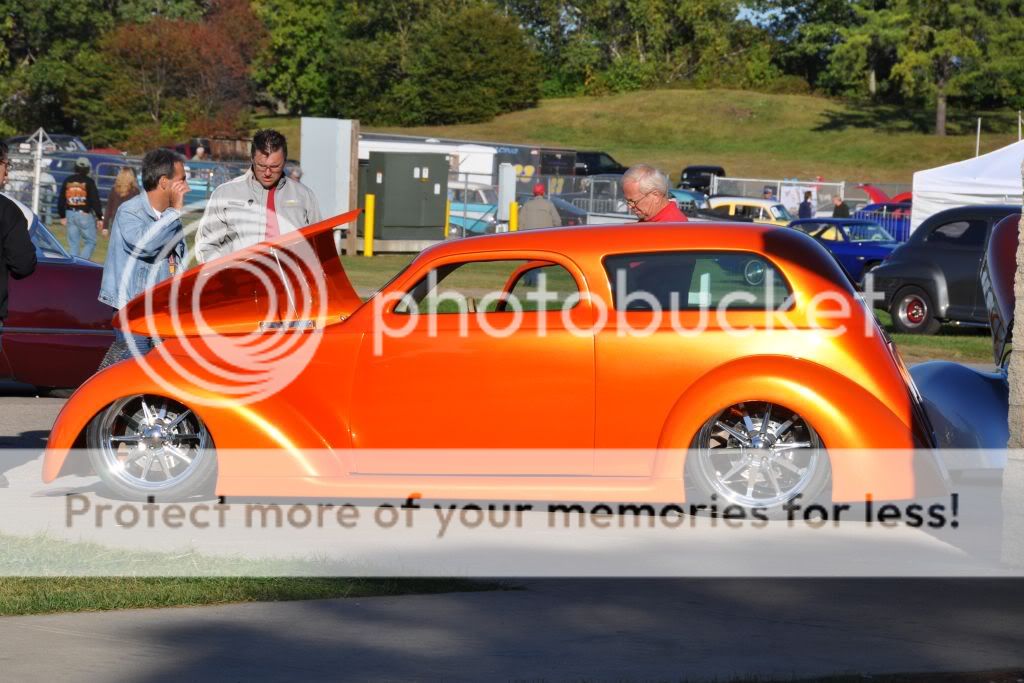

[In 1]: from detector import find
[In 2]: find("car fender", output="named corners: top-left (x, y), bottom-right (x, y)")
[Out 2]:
top-left (911, 361), bottom-right (1009, 455)
top-left (43, 357), bottom-right (341, 483)
top-left (654, 355), bottom-right (943, 501)
top-left (873, 259), bottom-right (948, 316)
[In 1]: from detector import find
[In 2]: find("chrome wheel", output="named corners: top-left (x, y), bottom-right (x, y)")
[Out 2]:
top-left (90, 395), bottom-right (214, 497)
top-left (897, 294), bottom-right (927, 328)
top-left (890, 286), bottom-right (940, 335)
top-left (690, 401), bottom-right (828, 509)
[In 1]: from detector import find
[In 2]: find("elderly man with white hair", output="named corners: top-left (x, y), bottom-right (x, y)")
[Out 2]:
top-left (621, 164), bottom-right (688, 222)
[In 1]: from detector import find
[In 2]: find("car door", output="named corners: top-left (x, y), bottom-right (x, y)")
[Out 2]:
top-left (1, 219), bottom-right (114, 388)
top-left (815, 225), bottom-right (859, 277)
top-left (347, 254), bottom-right (595, 475)
top-left (594, 250), bottom-right (796, 475)
top-left (922, 218), bottom-right (988, 320)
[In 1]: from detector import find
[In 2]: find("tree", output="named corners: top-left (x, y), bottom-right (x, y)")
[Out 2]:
top-left (65, 0), bottom-right (263, 148)
top-left (0, 0), bottom-right (116, 134)
top-left (403, 4), bottom-right (541, 124)
top-left (753, 0), bottom-right (857, 90)
top-left (250, 0), bottom-right (335, 115)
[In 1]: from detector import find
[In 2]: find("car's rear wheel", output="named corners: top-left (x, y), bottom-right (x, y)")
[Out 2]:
top-left (686, 401), bottom-right (830, 516)
top-left (890, 286), bottom-right (940, 335)
top-left (86, 394), bottom-right (216, 501)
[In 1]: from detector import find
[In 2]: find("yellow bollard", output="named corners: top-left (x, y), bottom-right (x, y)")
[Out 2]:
top-left (364, 193), bottom-right (375, 257)
top-left (444, 199), bottom-right (451, 239)
top-left (509, 201), bottom-right (518, 232)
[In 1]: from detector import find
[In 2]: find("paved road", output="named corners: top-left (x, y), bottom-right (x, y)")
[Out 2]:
top-left (1, 579), bottom-right (1023, 682)
top-left (1, 386), bottom-right (1022, 681)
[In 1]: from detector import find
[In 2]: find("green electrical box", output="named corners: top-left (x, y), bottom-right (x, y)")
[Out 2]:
top-left (358, 152), bottom-right (449, 241)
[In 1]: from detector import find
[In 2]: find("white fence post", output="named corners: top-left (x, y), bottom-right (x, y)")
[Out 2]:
top-left (29, 127), bottom-right (52, 215)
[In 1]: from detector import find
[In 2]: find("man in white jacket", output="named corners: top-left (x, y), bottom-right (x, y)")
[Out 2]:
top-left (195, 129), bottom-right (321, 263)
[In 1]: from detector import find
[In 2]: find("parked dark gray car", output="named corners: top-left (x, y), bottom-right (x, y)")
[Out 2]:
top-left (872, 204), bottom-right (1019, 334)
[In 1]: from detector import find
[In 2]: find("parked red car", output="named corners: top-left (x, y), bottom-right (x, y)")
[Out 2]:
top-left (0, 217), bottom-right (113, 390)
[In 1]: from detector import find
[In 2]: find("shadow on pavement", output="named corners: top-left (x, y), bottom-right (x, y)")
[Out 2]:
top-left (85, 579), bottom-right (1024, 682)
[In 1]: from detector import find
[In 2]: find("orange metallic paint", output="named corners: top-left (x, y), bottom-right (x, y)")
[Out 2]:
top-left (44, 218), bottom-right (944, 503)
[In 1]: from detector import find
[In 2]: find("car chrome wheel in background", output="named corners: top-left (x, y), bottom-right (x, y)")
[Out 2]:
top-left (687, 401), bottom-right (830, 513)
top-left (890, 286), bottom-right (941, 335)
top-left (86, 394), bottom-right (216, 501)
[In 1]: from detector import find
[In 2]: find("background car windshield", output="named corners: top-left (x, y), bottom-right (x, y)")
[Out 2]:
top-left (479, 188), bottom-right (498, 204)
top-left (770, 204), bottom-right (793, 220)
top-left (846, 222), bottom-right (893, 242)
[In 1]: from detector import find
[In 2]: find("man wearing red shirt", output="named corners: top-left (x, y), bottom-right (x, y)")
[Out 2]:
top-left (622, 164), bottom-right (688, 222)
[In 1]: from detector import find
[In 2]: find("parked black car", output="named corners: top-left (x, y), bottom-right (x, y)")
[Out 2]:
top-left (677, 165), bottom-right (725, 194)
top-left (872, 204), bottom-right (1020, 334)
top-left (575, 151), bottom-right (627, 176)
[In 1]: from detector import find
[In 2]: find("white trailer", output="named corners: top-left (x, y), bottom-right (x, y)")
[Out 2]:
top-left (357, 138), bottom-right (497, 185)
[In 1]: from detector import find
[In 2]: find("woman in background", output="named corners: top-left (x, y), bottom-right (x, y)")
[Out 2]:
top-left (102, 166), bottom-right (140, 237)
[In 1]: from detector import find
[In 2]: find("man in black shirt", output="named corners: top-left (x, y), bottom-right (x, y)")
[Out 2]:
top-left (58, 156), bottom-right (103, 260)
top-left (832, 195), bottom-right (851, 218)
top-left (0, 141), bottom-right (39, 329)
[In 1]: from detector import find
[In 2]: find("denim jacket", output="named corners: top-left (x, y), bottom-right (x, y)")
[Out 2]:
top-left (99, 192), bottom-right (186, 310)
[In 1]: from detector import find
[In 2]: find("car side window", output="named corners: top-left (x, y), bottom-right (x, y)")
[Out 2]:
top-left (927, 220), bottom-right (987, 247)
top-left (604, 252), bottom-right (792, 311)
top-left (818, 226), bottom-right (843, 241)
top-left (735, 205), bottom-right (755, 219)
top-left (396, 259), bottom-right (579, 314)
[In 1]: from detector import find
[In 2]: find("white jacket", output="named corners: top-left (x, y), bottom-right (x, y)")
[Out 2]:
top-left (195, 170), bottom-right (321, 263)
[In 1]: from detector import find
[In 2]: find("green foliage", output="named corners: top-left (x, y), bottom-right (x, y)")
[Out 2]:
top-left (381, 5), bottom-right (542, 124)
top-left (293, 1), bottom-right (540, 125)
top-left (250, 0), bottom-right (334, 115)
top-left (0, 0), bottom-right (116, 134)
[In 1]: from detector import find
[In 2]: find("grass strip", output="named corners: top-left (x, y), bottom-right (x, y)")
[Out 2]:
top-left (0, 534), bottom-right (498, 616)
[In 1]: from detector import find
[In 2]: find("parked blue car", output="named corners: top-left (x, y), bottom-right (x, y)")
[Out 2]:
top-left (788, 218), bottom-right (899, 282)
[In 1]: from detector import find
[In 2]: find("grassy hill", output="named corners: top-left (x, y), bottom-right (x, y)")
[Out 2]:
top-left (258, 88), bottom-right (1022, 185)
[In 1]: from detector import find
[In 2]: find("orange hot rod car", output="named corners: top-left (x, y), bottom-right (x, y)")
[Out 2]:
top-left (43, 211), bottom-right (943, 508)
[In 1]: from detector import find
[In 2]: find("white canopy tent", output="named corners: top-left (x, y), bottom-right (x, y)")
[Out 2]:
top-left (911, 140), bottom-right (1024, 234)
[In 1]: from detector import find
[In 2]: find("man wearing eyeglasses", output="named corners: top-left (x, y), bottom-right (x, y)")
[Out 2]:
top-left (0, 142), bottom-right (39, 335)
top-left (622, 164), bottom-right (688, 223)
top-left (195, 129), bottom-right (322, 263)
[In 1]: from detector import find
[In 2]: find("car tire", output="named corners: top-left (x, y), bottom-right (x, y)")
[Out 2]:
top-left (685, 401), bottom-right (831, 518)
top-left (890, 286), bottom-right (941, 335)
top-left (86, 394), bottom-right (216, 501)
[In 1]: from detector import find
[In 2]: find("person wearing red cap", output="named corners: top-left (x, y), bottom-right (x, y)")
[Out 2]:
top-left (519, 182), bottom-right (561, 230)
top-left (622, 164), bottom-right (688, 222)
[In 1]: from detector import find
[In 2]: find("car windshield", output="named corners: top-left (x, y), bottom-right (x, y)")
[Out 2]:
top-left (29, 217), bottom-right (70, 259)
top-left (846, 222), bottom-right (894, 242)
top-left (770, 204), bottom-right (793, 221)
top-left (479, 188), bottom-right (498, 204)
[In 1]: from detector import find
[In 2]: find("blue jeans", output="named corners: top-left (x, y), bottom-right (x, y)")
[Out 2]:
top-left (66, 210), bottom-right (97, 260)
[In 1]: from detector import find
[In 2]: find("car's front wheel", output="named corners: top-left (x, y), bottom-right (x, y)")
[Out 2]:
top-left (686, 401), bottom-right (830, 516)
top-left (890, 286), bottom-right (940, 335)
top-left (86, 394), bottom-right (216, 501)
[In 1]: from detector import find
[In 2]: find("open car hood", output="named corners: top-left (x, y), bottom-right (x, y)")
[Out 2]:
top-left (116, 210), bottom-right (363, 338)
top-left (982, 213), bottom-right (1019, 368)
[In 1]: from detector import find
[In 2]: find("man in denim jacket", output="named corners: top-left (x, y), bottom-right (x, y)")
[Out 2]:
top-left (98, 149), bottom-right (188, 359)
